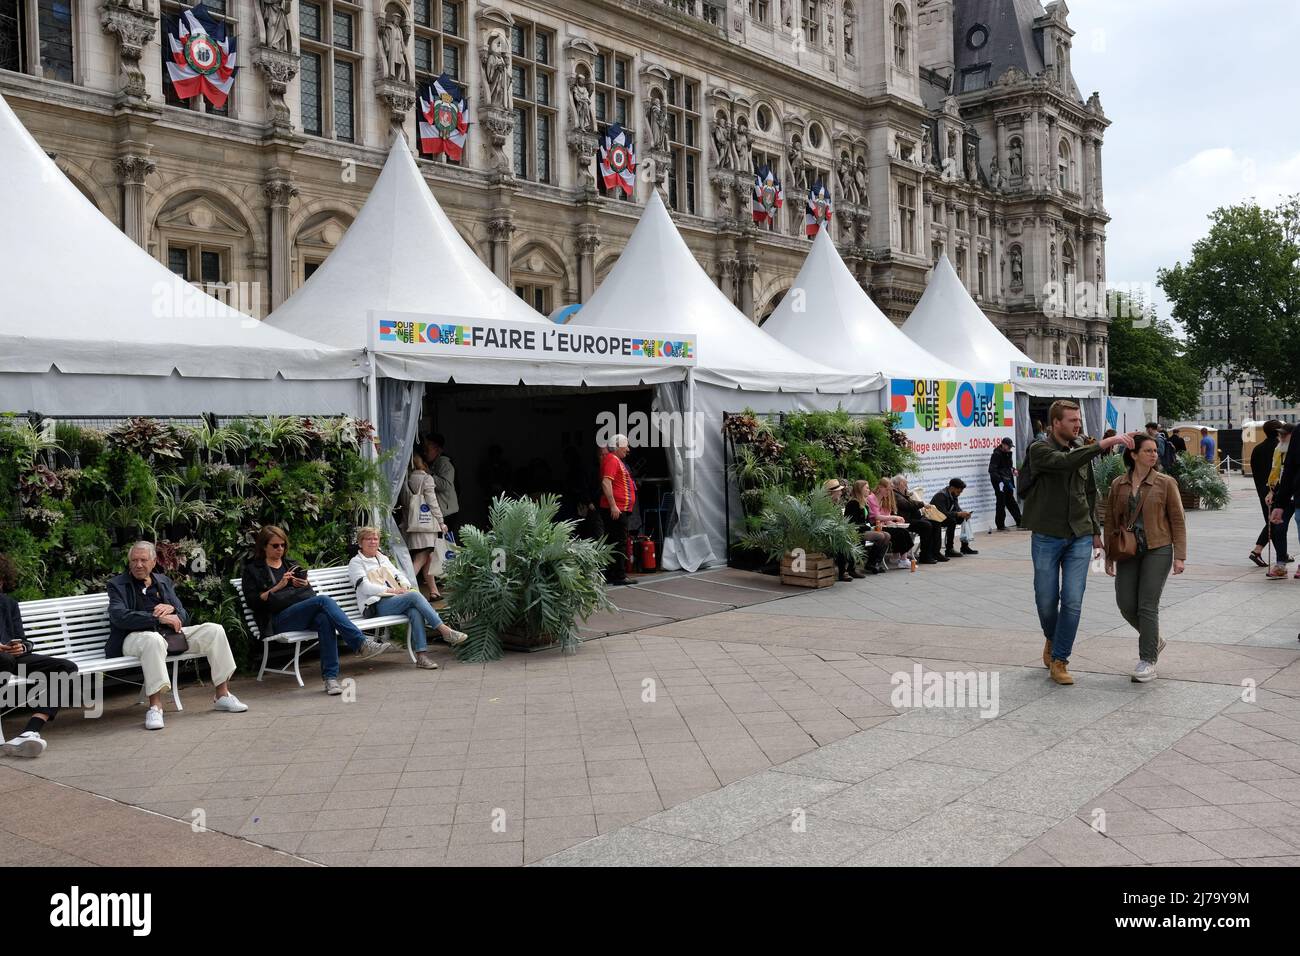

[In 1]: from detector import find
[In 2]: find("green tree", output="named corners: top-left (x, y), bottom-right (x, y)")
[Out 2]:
top-left (1106, 292), bottom-right (1202, 420)
top-left (1159, 196), bottom-right (1300, 402)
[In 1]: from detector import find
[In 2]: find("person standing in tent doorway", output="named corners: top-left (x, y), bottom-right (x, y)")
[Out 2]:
top-left (1021, 401), bottom-right (1134, 686)
top-left (422, 433), bottom-right (460, 537)
top-left (988, 437), bottom-right (1022, 531)
top-left (600, 435), bottom-right (637, 585)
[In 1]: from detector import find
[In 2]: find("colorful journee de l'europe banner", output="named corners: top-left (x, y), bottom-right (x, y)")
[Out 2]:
top-left (890, 378), bottom-right (1016, 534)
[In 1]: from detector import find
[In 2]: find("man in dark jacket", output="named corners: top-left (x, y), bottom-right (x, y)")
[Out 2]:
top-left (1250, 421), bottom-right (1283, 567)
top-left (988, 438), bottom-right (1022, 531)
top-left (930, 478), bottom-right (979, 557)
top-left (107, 541), bottom-right (247, 731)
top-left (1270, 432), bottom-right (1300, 563)
top-left (1, 553), bottom-right (79, 757)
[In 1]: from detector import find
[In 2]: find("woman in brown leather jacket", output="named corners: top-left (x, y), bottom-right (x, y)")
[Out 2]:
top-left (1103, 434), bottom-right (1187, 683)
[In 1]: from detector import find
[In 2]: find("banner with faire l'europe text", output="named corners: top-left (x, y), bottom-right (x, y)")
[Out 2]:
top-left (890, 378), bottom-right (1016, 534)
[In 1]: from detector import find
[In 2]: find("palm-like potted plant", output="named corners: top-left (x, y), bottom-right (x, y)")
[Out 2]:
top-left (443, 495), bottom-right (615, 661)
top-left (741, 487), bottom-right (864, 588)
top-left (1169, 452), bottom-right (1230, 510)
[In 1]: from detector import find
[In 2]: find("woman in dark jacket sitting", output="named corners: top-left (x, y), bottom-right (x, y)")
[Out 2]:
top-left (240, 525), bottom-right (388, 695)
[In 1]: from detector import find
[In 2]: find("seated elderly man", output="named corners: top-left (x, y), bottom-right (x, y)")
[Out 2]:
top-left (930, 478), bottom-right (979, 558)
top-left (890, 475), bottom-right (945, 565)
top-left (107, 541), bottom-right (248, 731)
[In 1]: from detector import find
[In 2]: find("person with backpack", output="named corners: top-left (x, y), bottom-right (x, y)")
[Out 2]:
top-left (401, 451), bottom-right (447, 599)
top-left (1021, 401), bottom-right (1134, 686)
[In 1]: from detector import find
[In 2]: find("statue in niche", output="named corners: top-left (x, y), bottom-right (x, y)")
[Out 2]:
top-left (379, 10), bottom-right (413, 83)
top-left (482, 30), bottom-right (512, 110)
top-left (259, 0), bottom-right (291, 53)
top-left (1050, 242), bottom-right (1058, 281)
top-left (1010, 247), bottom-right (1024, 288)
top-left (853, 156), bottom-right (868, 201)
top-left (836, 154), bottom-right (857, 204)
top-left (733, 115), bottom-right (753, 172)
top-left (964, 140), bottom-right (979, 182)
top-left (988, 156), bottom-right (1005, 191)
top-left (787, 133), bottom-right (807, 189)
top-left (570, 71), bottom-right (596, 133)
top-left (712, 112), bottom-right (736, 169)
top-left (647, 93), bottom-right (670, 151)
top-left (1008, 139), bottom-right (1023, 178)
top-left (920, 128), bottom-right (932, 167)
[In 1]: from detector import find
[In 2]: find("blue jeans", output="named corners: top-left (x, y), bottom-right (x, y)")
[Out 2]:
top-left (273, 595), bottom-right (365, 681)
top-left (373, 592), bottom-right (443, 652)
top-left (1031, 533), bottom-right (1094, 664)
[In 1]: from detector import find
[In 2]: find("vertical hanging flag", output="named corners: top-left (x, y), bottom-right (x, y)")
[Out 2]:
top-left (165, 3), bottom-right (238, 109)
top-left (752, 165), bottom-right (784, 225)
top-left (599, 122), bottom-right (637, 197)
top-left (804, 181), bottom-right (833, 237)
top-left (418, 74), bottom-right (469, 160)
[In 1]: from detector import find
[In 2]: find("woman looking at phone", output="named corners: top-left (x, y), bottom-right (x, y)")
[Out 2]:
top-left (241, 524), bottom-right (389, 695)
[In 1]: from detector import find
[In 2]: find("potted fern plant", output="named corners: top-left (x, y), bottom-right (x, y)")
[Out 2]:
top-left (1169, 452), bottom-right (1230, 511)
top-left (442, 495), bottom-right (614, 661)
top-left (741, 487), bottom-right (863, 588)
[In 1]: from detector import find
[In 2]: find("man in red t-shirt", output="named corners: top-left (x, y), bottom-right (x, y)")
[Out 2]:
top-left (599, 435), bottom-right (637, 583)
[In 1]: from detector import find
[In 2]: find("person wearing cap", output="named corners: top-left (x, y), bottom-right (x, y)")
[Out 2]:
top-left (823, 479), bottom-right (865, 581)
top-left (600, 434), bottom-right (637, 584)
top-left (988, 437), bottom-right (1021, 531)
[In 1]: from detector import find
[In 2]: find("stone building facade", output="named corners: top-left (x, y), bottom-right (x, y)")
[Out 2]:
top-left (2, 0), bottom-right (1110, 367)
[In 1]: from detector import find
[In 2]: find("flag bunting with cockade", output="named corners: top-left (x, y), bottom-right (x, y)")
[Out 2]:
top-left (418, 73), bottom-right (469, 160)
top-left (165, 3), bottom-right (237, 109)
top-left (599, 122), bottom-right (637, 197)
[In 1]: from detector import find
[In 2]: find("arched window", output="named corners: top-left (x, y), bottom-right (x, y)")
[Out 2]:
top-left (757, 289), bottom-right (788, 326)
top-left (1066, 337), bottom-right (1081, 367)
top-left (1057, 139), bottom-right (1071, 191)
top-left (1056, 42), bottom-right (1066, 85)
top-left (891, 4), bottom-right (908, 69)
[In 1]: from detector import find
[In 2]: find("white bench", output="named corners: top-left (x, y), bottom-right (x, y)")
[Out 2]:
top-left (230, 566), bottom-right (413, 686)
top-left (0, 592), bottom-right (206, 736)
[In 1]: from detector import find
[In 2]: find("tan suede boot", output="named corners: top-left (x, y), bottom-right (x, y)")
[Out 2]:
top-left (1043, 639), bottom-right (1052, 668)
top-left (1049, 659), bottom-right (1074, 685)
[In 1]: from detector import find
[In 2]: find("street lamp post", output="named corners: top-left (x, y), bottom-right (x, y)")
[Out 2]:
top-left (1248, 377), bottom-right (1267, 423)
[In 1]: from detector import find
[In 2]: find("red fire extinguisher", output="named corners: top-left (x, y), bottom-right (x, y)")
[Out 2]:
top-left (638, 536), bottom-right (657, 572)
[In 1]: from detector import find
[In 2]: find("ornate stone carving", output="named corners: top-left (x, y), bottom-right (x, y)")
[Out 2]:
top-left (836, 153), bottom-right (858, 205)
top-left (786, 133), bottom-right (808, 191)
top-left (712, 112), bottom-right (737, 170)
top-left (567, 128), bottom-right (599, 192)
top-left (1010, 246), bottom-right (1024, 290)
top-left (646, 93), bottom-right (670, 152)
top-left (481, 106), bottom-right (515, 176)
top-left (733, 115), bottom-right (753, 173)
top-left (576, 228), bottom-right (600, 257)
top-left (258, 0), bottom-right (292, 53)
top-left (376, 76), bottom-right (417, 129)
top-left (100, 1), bottom-right (158, 101)
top-left (263, 177), bottom-right (299, 207)
top-left (570, 72), bottom-right (596, 134)
top-left (487, 215), bottom-right (516, 242)
top-left (647, 148), bottom-right (671, 201)
top-left (113, 154), bottom-right (156, 185)
top-left (482, 29), bottom-right (512, 110)
top-left (252, 45), bottom-right (301, 128)
top-left (378, 8), bottom-right (414, 83)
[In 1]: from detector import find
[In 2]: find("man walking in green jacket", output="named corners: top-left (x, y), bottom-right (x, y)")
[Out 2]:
top-left (1022, 401), bottom-right (1134, 685)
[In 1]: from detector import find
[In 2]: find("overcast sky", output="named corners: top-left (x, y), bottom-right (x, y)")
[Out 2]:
top-left (1065, 0), bottom-right (1300, 324)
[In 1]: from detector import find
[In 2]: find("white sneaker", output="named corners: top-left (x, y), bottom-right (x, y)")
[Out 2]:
top-left (144, 705), bottom-right (165, 730)
top-left (213, 692), bottom-right (248, 713)
top-left (1131, 660), bottom-right (1157, 683)
top-left (354, 638), bottom-right (391, 662)
top-left (2, 731), bottom-right (47, 757)
top-left (324, 678), bottom-right (343, 695)
top-left (443, 629), bottom-right (468, 646)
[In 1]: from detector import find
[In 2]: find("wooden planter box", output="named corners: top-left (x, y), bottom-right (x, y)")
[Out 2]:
top-left (500, 624), bottom-right (563, 653)
top-left (779, 551), bottom-right (836, 588)
top-left (1180, 489), bottom-right (1201, 511)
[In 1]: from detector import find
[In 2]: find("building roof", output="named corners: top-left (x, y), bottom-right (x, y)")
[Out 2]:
top-left (952, 0), bottom-right (1083, 100)
top-left (762, 228), bottom-right (973, 381)
top-left (577, 192), bottom-right (880, 394)
top-left (266, 136), bottom-right (549, 348)
top-left (0, 90), bottom-right (361, 382)
top-left (901, 254), bottom-right (1032, 383)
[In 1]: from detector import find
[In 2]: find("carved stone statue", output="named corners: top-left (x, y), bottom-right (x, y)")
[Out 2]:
top-left (964, 140), bottom-right (979, 182)
top-left (570, 72), bottom-right (596, 134)
top-left (1008, 139), bottom-right (1023, 178)
top-left (647, 94), bottom-right (670, 151)
top-left (836, 154), bottom-right (857, 205)
top-left (733, 115), bottom-right (753, 173)
top-left (988, 157), bottom-right (1005, 191)
top-left (780, 0), bottom-right (792, 28)
top-left (482, 30), bottom-right (512, 110)
top-left (1010, 247), bottom-right (1023, 287)
top-left (379, 11), bottom-right (412, 83)
top-left (920, 128), bottom-right (932, 167)
top-left (712, 113), bottom-right (736, 169)
top-left (787, 134), bottom-right (806, 190)
top-left (259, 0), bottom-right (291, 53)
top-left (853, 156), bottom-right (868, 202)
top-left (1050, 242), bottom-right (1058, 281)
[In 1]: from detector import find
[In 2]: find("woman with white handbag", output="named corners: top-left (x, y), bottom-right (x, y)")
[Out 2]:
top-left (401, 451), bottom-right (448, 599)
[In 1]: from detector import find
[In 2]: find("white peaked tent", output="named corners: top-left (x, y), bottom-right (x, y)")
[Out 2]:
top-left (901, 254), bottom-right (1032, 384)
top-left (578, 193), bottom-right (884, 569)
top-left (0, 92), bottom-right (363, 416)
top-left (764, 228), bottom-right (973, 381)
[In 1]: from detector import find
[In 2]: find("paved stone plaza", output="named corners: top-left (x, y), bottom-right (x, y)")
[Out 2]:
top-left (3, 475), bottom-right (1298, 867)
